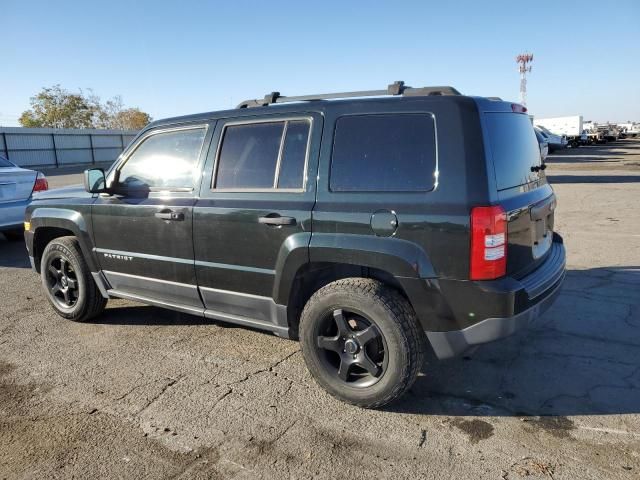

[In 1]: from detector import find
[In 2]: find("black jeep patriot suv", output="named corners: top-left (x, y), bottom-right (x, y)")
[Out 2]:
top-left (25, 82), bottom-right (565, 408)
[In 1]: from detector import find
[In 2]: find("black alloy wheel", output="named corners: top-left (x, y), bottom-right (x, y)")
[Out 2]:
top-left (315, 308), bottom-right (388, 388)
top-left (40, 236), bottom-right (107, 322)
top-left (300, 278), bottom-right (424, 408)
top-left (45, 255), bottom-right (79, 309)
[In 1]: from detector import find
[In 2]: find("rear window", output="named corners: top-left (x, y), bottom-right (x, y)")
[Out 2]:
top-left (485, 113), bottom-right (541, 190)
top-left (330, 114), bottom-right (437, 192)
top-left (0, 155), bottom-right (13, 167)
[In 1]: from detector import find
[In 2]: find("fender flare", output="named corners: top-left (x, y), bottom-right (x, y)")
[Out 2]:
top-left (29, 208), bottom-right (98, 272)
top-left (272, 232), bottom-right (312, 305)
top-left (273, 232), bottom-right (436, 305)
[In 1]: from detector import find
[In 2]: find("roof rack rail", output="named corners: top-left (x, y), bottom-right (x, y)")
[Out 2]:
top-left (236, 81), bottom-right (461, 108)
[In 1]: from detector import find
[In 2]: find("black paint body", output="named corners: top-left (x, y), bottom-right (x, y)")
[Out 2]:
top-left (25, 94), bottom-right (565, 357)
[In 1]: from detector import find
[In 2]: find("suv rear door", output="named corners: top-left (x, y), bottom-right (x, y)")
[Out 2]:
top-left (193, 113), bottom-right (322, 333)
top-left (91, 123), bottom-right (211, 312)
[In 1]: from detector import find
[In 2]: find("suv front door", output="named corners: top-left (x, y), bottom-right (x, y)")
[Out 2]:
top-left (91, 123), bottom-right (211, 313)
top-left (193, 113), bottom-right (321, 334)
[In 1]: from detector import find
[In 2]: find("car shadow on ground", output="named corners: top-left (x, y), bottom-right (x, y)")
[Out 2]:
top-left (5, 234), bottom-right (639, 418)
top-left (93, 266), bottom-right (640, 418)
top-left (391, 266), bottom-right (640, 417)
top-left (94, 304), bottom-right (214, 326)
top-left (0, 237), bottom-right (31, 268)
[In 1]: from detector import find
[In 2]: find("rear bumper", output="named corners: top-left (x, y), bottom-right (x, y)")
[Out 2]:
top-left (426, 273), bottom-right (563, 358)
top-left (424, 236), bottom-right (566, 359)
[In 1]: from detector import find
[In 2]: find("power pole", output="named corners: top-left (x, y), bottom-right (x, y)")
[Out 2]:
top-left (516, 53), bottom-right (534, 106)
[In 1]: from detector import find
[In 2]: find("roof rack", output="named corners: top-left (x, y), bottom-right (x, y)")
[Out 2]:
top-left (236, 81), bottom-right (461, 108)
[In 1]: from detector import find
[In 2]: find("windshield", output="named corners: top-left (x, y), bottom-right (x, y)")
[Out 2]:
top-left (485, 113), bottom-right (542, 190)
top-left (0, 155), bottom-right (14, 167)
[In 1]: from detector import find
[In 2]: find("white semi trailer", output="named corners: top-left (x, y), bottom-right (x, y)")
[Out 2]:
top-left (535, 116), bottom-right (586, 147)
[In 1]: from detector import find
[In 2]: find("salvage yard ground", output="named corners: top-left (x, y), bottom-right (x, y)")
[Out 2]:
top-left (1, 140), bottom-right (639, 479)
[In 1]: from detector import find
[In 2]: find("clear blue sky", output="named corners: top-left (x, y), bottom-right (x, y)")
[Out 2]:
top-left (2, 0), bottom-right (639, 126)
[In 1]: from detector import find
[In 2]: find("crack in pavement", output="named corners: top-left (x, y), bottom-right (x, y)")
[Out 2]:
top-left (114, 376), bottom-right (164, 402)
top-left (136, 375), bottom-right (185, 415)
top-left (190, 349), bottom-right (302, 411)
top-left (227, 349), bottom-right (301, 388)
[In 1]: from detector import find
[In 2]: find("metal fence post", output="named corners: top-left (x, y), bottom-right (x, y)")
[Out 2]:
top-left (51, 133), bottom-right (59, 168)
top-left (88, 134), bottom-right (95, 165)
top-left (1, 132), bottom-right (8, 159)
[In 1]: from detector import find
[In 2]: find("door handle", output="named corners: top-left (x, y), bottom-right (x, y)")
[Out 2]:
top-left (155, 210), bottom-right (185, 221)
top-left (258, 215), bottom-right (296, 226)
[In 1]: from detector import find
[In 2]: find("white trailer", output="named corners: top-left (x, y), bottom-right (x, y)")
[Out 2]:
top-left (534, 116), bottom-right (586, 147)
top-left (618, 123), bottom-right (640, 138)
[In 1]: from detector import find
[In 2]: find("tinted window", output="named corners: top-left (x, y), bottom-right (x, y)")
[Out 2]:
top-left (118, 128), bottom-right (206, 189)
top-left (277, 120), bottom-right (310, 189)
top-left (0, 155), bottom-right (14, 167)
top-left (330, 114), bottom-right (437, 192)
top-left (215, 120), bottom-right (310, 190)
top-left (485, 113), bottom-right (541, 190)
top-left (216, 122), bottom-right (283, 189)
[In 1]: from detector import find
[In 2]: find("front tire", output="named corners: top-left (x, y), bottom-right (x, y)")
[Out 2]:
top-left (300, 278), bottom-right (424, 408)
top-left (40, 236), bottom-right (107, 322)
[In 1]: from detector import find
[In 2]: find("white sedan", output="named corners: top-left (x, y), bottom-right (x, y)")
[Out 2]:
top-left (0, 155), bottom-right (48, 241)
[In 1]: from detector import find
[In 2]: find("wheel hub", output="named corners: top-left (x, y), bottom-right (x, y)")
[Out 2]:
top-left (45, 255), bottom-right (79, 308)
top-left (344, 338), bottom-right (360, 355)
top-left (315, 309), bottom-right (386, 387)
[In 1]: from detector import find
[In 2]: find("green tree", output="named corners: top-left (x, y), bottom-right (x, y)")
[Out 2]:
top-left (19, 85), bottom-right (97, 128)
top-left (19, 85), bottom-right (151, 130)
top-left (109, 108), bottom-right (152, 130)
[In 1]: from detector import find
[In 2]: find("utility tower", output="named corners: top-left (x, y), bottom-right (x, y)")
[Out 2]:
top-left (516, 53), bottom-right (534, 106)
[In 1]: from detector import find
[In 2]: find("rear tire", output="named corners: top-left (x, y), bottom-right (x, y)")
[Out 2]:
top-left (300, 278), bottom-right (424, 408)
top-left (3, 229), bottom-right (24, 242)
top-left (40, 236), bottom-right (107, 322)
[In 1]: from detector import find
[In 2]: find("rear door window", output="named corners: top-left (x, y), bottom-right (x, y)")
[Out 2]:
top-left (214, 119), bottom-right (311, 190)
top-left (330, 114), bottom-right (437, 192)
top-left (485, 113), bottom-right (541, 190)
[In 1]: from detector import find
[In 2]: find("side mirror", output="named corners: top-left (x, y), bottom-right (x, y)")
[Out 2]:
top-left (83, 168), bottom-right (107, 193)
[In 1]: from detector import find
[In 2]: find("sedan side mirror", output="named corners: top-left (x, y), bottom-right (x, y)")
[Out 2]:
top-left (83, 168), bottom-right (107, 193)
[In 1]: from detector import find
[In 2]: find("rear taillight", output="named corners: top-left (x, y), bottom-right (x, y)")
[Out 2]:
top-left (470, 205), bottom-right (507, 280)
top-left (511, 103), bottom-right (528, 114)
top-left (33, 172), bottom-right (48, 193)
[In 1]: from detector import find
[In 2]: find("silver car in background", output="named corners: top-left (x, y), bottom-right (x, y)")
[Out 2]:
top-left (0, 155), bottom-right (48, 240)
top-left (534, 127), bottom-right (549, 162)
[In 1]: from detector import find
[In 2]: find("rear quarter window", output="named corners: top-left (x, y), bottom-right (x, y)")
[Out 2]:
top-left (330, 114), bottom-right (437, 192)
top-left (485, 113), bottom-right (541, 190)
